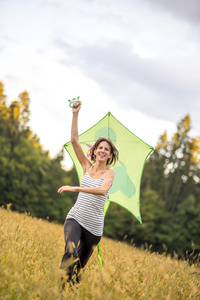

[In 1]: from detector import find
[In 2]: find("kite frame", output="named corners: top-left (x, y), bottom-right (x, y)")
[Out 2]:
top-left (64, 112), bottom-right (154, 223)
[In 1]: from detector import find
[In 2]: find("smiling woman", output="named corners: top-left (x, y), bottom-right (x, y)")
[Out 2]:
top-left (57, 101), bottom-right (119, 286)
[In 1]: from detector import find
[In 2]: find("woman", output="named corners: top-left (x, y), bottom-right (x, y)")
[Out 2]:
top-left (58, 101), bottom-right (119, 284)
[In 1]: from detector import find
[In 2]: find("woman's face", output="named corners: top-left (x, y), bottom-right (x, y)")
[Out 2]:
top-left (94, 141), bottom-right (112, 163)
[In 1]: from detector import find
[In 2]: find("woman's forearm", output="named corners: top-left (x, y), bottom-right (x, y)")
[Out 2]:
top-left (75, 186), bottom-right (108, 196)
top-left (71, 112), bottom-right (79, 143)
top-left (58, 185), bottom-right (108, 196)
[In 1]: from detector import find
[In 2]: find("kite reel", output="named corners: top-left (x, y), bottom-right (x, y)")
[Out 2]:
top-left (68, 97), bottom-right (81, 108)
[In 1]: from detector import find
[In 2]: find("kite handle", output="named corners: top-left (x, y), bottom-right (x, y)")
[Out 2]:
top-left (68, 96), bottom-right (81, 108)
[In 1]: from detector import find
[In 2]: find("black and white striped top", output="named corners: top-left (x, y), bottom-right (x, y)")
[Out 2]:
top-left (66, 166), bottom-right (109, 236)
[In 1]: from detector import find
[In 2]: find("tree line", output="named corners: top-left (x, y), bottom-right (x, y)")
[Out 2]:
top-left (1, 81), bottom-right (200, 260)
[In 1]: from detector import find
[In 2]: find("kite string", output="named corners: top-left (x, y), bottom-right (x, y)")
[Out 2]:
top-left (97, 200), bottom-right (111, 267)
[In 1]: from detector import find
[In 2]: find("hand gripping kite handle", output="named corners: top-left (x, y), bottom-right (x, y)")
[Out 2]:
top-left (68, 96), bottom-right (81, 108)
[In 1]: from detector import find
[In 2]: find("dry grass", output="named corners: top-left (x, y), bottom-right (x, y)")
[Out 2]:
top-left (0, 206), bottom-right (200, 299)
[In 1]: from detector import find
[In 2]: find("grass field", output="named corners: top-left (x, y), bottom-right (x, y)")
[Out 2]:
top-left (0, 206), bottom-right (200, 299)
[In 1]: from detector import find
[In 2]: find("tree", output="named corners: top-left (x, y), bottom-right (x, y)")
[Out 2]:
top-left (0, 82), bottom-right (31, 150)
top-left (142, 115), bottom-right (200, 258)
top-left (0, 81), bottom-right (75, 223)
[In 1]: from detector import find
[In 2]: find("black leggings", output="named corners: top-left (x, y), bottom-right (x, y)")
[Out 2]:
top-left (60, 218), bottom-right (101, 282)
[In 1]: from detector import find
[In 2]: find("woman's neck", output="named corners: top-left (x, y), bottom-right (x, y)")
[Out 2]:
top-left (93, 162), bottom-right (107, 172)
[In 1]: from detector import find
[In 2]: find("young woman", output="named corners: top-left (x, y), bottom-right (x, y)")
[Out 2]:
top-left (58, 101), bottom-right (119, 284)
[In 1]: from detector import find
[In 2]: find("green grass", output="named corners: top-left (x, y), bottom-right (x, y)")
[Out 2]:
top-left (0, 206), bottom-right (200, 299)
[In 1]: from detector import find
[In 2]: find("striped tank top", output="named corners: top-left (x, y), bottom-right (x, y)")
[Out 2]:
top-left (66, 166), bottom-right (110, 236)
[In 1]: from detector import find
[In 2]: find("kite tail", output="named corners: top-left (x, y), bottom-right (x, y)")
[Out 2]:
top-left (97, 200), bottom-right (111, 267)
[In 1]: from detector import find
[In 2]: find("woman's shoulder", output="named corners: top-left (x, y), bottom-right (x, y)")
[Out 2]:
top-left (106, 168), bottom-right (115, 177)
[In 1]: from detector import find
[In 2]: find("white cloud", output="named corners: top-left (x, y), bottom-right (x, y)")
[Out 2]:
top-left (57, 40), bottom-right (200, 126)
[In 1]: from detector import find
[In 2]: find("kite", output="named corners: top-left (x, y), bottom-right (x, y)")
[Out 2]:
top-left (64, 112), bottom-right (154, 266)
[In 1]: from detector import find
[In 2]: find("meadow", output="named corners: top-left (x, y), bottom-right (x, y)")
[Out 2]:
top-left (0, 206), bottom-right (200, 300)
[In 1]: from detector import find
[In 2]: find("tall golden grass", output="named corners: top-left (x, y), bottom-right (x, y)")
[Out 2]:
top-left (0, 206), bottom-right (200, 299)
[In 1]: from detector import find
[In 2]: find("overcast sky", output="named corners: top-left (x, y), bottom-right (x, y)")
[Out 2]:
top-left (1, 0), bottom-right (200, 168)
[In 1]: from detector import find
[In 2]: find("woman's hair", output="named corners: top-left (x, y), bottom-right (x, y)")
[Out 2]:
top-left (89, 137), bottom-right (119, 167)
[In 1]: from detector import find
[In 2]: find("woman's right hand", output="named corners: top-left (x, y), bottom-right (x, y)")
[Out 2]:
top-left (57, 185), bottom-right (77, 193)
top-left (72, 101), bottom-right (81, 113)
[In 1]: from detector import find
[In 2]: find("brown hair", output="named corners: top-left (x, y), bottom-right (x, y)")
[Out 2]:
top-left (89, 137), bottom-right (119, 167)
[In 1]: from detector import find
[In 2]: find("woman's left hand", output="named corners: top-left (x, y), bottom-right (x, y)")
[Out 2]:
top-left (57, 186), bottom-right (76, 193)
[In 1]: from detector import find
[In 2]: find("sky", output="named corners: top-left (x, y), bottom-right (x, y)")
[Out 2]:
top-left (1, 0), bottom-right (200, 169)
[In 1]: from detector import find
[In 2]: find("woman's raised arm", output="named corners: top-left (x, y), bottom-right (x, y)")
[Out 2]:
top-left (71, 102), bottom-right (91, 174)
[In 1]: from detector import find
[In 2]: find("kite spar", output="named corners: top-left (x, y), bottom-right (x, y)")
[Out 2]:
top-left (64, 112), bottom-right (154, 266)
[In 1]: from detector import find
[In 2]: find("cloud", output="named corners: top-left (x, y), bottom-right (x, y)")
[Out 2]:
top-left (146, 0), bottom-right (200, 24)
top-left (1, 0), bottom-right (200, 145)
top-left (57, 40), bottom-right (200, 129)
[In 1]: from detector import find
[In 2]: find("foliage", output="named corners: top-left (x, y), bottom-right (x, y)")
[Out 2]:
top-left (0, 81), bottom-right (76, 223)
top-left (1, 207), bottom-right (200, 300)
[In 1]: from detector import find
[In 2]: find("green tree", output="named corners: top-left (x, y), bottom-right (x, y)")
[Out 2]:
top-left (0, 81), bottom-right (75, 223)
top-left (0, 82), bottom-right (31, 150)
top-left (170, 194), bottom-right (200, 258)
top-left (142, 115), bottom-right (200, 258)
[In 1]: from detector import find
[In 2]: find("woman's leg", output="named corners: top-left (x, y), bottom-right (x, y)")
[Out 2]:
top-left (60, 218), bottom-right (82, 282)
top-left (76, 227), bottom-right (101, 282)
